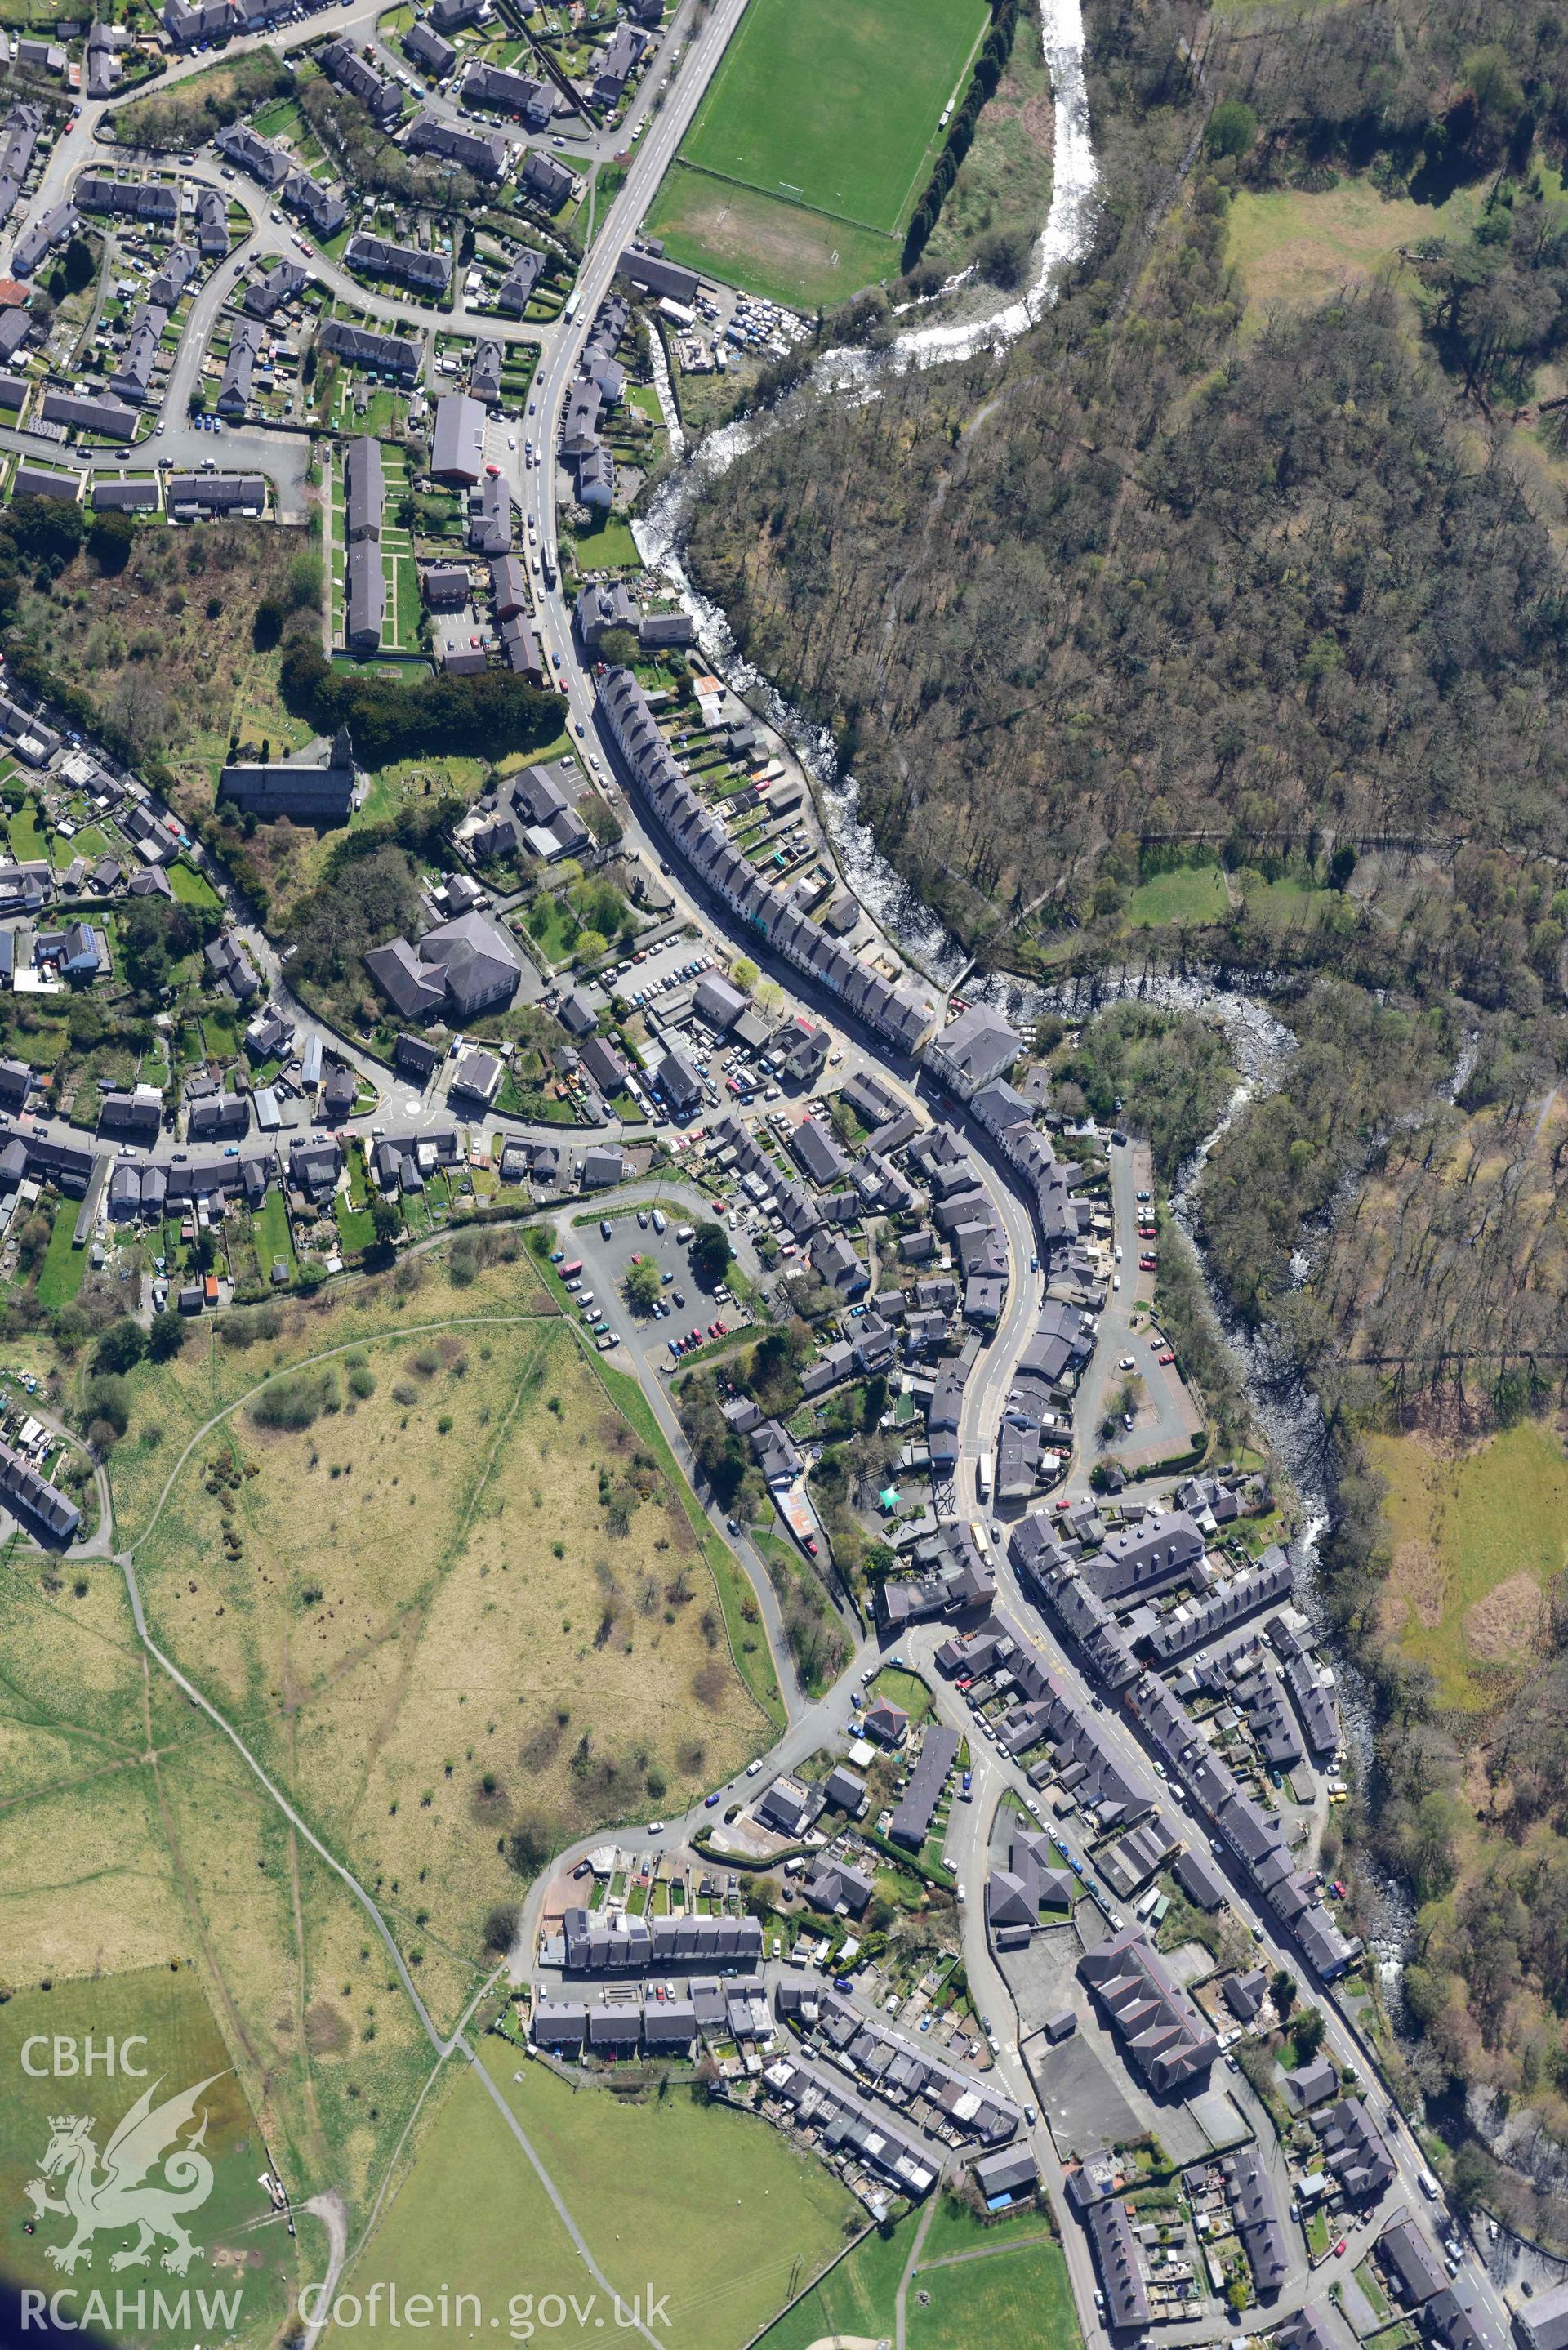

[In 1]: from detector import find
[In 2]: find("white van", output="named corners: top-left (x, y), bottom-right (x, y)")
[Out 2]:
top-left (651, 1209), bottom-right (666, 1235)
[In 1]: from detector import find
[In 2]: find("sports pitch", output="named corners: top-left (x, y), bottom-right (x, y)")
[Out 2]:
top-left (653, 0), bottom-right (989, 302)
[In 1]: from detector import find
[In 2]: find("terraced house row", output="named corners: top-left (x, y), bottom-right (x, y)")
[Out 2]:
top-left (597, 667), bottom-right (935, 1058)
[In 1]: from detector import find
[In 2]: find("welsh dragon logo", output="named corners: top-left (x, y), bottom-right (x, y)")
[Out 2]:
top-left (24, 2074), bottom-right (224, 2276)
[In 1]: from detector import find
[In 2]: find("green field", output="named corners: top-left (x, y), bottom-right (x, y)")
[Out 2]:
top-left (571, 514), bottom-right (641, 572)
top-left (9, 800), bottom-right (49, 863)
top-left (484, 2053), bottom-right (860, 2341)
top-left (0, 1969), bottom-right (299, 2350)
top-left (755, 2217), bottom-right (911, 2348)
top-left (647, 0), bottom-right (987, 303)
top-left (918, 2190), bottom-right (1053, 2260)
top-left (36, 1203), bottom-right (87, 1307)
top-left (1224, 176), bottom-right (1481, 332)
top-left (169, 858), bottom-right (222, 911)
top-left (871, 1663), bottom-right (934, 1724)
top-left (679, 0), bottom-right (984, 230)
top-left (643, 171), bottom-right (902, 310)
top-left (1367, 1419), bottom-right (1568, 1710)
top-left (1125, 858), bottom-right (1231, 927)
top-left (906, 2233), bottom-right (1078, 2350)
top-left (331, 2052), bottom-right (860, 2349)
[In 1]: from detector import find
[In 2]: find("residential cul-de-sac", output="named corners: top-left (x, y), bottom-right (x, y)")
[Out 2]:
top-left (0, 4), bottom-right (1547, 2350)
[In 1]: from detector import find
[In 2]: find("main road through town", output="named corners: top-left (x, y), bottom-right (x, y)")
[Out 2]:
top-left (0, 16), bottom-right (1512, 2343)
top-left (506, 79), bottom-right (1512, 2350)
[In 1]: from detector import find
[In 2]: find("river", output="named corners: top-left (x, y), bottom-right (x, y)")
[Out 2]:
top-left (630, 0), bottom-right (1414, 1976)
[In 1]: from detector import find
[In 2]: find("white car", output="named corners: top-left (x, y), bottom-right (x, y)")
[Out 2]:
top-left (646, 1820), bottom-right (665, 1835)
top-left (507, 432), bottom-right (516, 449)
top-left (746, 1757), bottom-right (763, 1776)
top-left (1118, 1354), bottom-right (1135, 1370)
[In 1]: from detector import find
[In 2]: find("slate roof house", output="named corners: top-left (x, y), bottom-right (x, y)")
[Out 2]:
top-left (220, 726), bottom-right (357, 824)
top-left (205, 932), bottom-right (260, 1000)
top-left (1085, 2193), bottom-right (1149, 2333)
top-left (519, 148), bottom-right (574, 210)
top-left (471, 340), bottom-right (504, 405)
top-left (283, 170), bottom-right (349, 242)
top-left (431, 390), bottom-right (486, 484)
top-left (167, 474), bottom-right (269, 519)
top-left (321, 321), bottom-right (419, 384)
top-left (557, 1909), bottom-right (763, 1973)
top-left (495, 245), bottom-right (545, 314)
top-left (1224, 2146), bottom-right (1288, 2298)
top-left (924, 1003), bottom-right (1022, 1099)
top-left (40, 390), bottom-right (136, 439)
top-left (150, 244), bottom-right (198, 309)
top-left (1312, 2097), bottom-right (1396, 2201)
top-left (0, 1436), bottom-right (81, 1543)
top-left (888, 1724), bottom-right (959, 1850)
top-left (364, 909), bottom-right (525, 1023)
top-left (405, 110), bottom-right (508, 177)
top-left (463, 60), bottom-right (552, 126)
top-left (244, 259), bottom-right (305, 320)
top-left (321, 35), bottom-right (403, 122)
top-left (342, 435), bottom-right (385, 651)
top-left (592, 20), bottom-right (645, 104)
top-left (109, 301), bottom-right (167, 404)
top-left (188, 1092), bottom-right (251, 1144)
top-left (216, 122), bottom-right (291, 186)
top-left (597, 665), bottom-right (933, 1055)
top-left (467, 469), bottom-right (511, 554)
top-left (1085, 1510), bottom-right (1205, 1607)
top-left (403, 20), bottom-right (456, 77)
top-left (802, 1856), bottom-right (874, 1916)
top-left (1515, 2285), bottom-right (1568, 2350)
top-left (347, 232), bottom-right (449, 296)
top-left (216, 319), bottom-right (262, 417)
top-left (754, 1773), bottom-right (817, 1839)
top-left (1077, 1926), bottom-right (1220, 2093)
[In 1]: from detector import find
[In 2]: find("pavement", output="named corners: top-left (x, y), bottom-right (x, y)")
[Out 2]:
top-left (0, 0), bottom-right (710, 504)
top-left (0, 14), bottom-right (1514, 2348)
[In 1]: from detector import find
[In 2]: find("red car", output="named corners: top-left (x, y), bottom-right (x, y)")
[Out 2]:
top-left (804, 1536), bottom-right (818, 1557)
top-left (1334, 2241), bottom-right (1348, 2259)
top-left (1158, 1349), bottom-right (1175, 1365)
top-left (689, 1327), bottom-right (702, 1344)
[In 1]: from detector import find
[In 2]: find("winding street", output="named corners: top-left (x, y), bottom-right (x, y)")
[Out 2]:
top-left (0, 6), bottom-right (1515, 2344)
